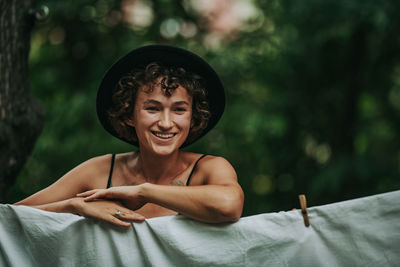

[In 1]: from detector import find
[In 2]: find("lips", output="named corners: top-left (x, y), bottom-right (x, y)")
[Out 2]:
top-left (152, 131), bottom-right (176, 139)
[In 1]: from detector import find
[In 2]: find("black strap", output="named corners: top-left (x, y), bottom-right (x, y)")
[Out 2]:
top-left (106, 153), bottom-right (116, 188)
top-left (186, 154), bottom-right (206, 186)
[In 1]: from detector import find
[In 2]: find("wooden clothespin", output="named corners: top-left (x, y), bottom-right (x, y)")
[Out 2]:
top-left (298, 194), bottom-right (310, 227)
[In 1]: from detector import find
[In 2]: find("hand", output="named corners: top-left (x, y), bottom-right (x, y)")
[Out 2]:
top-left (72, 197), bottom-right (145, 227)
top-left (77, 186), bottom-right (147, 211)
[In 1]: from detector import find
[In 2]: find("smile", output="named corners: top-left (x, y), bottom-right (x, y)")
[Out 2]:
top-left (152, 132), bottom-right (176, 139)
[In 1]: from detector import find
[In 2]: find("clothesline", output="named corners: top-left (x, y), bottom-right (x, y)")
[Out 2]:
top-left (1, 190), bottom-right (399, 266)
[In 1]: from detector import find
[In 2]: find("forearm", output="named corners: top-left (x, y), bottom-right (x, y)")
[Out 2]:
top-left (140, 183), bottom-right (244, 223)
top-left (16, 198), bottom-right (145, 227)
top-left (15, 198), bottom-right (80, 215)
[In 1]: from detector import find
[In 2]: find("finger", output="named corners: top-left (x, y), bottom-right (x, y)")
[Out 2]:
top-left (118, 210), bottom-right (145, 222)
top-left (83, 191), bottom-right (109, 202)
top-left (76, 190), bottom-right (99, 197)
top-left (108, 215), bottom-right (132, 228)
top-left (83, 194), bottom-right (101, 201)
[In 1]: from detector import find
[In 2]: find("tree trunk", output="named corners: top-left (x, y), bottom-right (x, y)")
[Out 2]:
top-left (0, 0), bottom-right (43, 202)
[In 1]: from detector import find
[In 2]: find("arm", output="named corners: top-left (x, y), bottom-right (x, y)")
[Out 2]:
top-left (24, 197), bottom-right (144, 227)
top-left (79, 156), bottom-right (244, 223)
top-left (140, 183), bottom-right (243, 223)
top-left (14, 156), bottom-right (106, 206)
top-left (14, 155), bottom-right (145, 227)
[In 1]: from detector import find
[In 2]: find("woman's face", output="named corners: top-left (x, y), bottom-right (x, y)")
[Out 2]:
top-left (130, 82), bottom-right (193, 156)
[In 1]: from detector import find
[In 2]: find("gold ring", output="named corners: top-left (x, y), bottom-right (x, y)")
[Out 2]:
top-left (115, 210), bottom-right (121, 218)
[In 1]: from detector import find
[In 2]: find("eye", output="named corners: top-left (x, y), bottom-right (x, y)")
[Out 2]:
top-left (174, 107), bottom-right (187, 113)
top-left (145, 106), bottom-right (159, 111)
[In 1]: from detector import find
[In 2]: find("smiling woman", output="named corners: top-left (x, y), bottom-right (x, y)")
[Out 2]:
top-left (108, 62), bottom-right (210, 147)
top-left (128, 81), bottom-right (193, 155)
top-left (14, 45), bottom-right (244, 226)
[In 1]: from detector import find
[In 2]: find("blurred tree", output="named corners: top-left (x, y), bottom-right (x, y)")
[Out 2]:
top-left (0, 0), bottom-right (43, 202)
top-left (226, 0), bottom-right (400, 214)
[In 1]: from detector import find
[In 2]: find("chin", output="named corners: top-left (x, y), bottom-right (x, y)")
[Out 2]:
top-left (142, 139), bottom-right (181, 154)
top-left (150, 145), bottom-right (180, 156)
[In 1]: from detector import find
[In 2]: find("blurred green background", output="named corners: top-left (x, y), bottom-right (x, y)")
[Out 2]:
top-left (7, 0), bottom-right (400, 216)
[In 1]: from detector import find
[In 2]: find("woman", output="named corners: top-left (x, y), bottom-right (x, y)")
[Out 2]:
top-left (16, 45), bottom-right (244, 227)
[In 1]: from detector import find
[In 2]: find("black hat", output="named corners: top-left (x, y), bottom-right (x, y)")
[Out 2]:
top-left (96, 44), bottom-right (225, 147)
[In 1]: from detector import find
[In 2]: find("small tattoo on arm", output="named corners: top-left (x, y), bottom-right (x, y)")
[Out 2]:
top-left (170, 180), bottom-right (185, 186)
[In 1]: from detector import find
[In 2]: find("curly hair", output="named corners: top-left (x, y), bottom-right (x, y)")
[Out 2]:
top-left (107, 62), bottom-right (211, 146)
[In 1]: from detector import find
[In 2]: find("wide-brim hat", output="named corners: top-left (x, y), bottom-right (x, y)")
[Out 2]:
top-left (96, 44), bottom-right (225, 147)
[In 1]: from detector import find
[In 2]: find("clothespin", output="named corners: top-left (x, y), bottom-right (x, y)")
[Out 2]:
top-left (298, 194), bottom-right (310, 227)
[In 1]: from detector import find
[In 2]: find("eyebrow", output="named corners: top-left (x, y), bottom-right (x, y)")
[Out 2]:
top-left (173, 101), bottom-right (190, 106)
top-left (143, 99), bottom-right (160, 105)
top-left (143, 99), bottom-right (190, 106)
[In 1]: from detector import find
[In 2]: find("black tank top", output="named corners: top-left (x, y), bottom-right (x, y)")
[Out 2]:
top-left (106, 154), bottom-right (206, 188)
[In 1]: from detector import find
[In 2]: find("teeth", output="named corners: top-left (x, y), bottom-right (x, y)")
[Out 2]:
top-left (154, 132), bottom-right (175, 139)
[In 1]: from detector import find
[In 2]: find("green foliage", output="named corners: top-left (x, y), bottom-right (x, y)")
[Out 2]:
top-left (8, 0), bottom-right (400, 216)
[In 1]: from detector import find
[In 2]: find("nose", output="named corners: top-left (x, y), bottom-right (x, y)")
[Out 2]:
top-left (157, 111), bottom-right (173, 130)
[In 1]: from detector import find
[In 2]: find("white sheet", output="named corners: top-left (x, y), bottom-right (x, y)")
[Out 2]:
top-left (1, 190), bottom-right (399, 266)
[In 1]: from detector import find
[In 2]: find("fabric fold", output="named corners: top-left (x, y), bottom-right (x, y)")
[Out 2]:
top-left (1, 190), bottom-right (399, 266)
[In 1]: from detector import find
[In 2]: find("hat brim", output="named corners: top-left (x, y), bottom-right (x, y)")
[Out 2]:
top-left (96, 44), bottom-right (225, 147)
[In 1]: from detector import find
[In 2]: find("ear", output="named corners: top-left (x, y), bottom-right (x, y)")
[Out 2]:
top-left (125, 118), bottom-right (135, 127)
top-left (190, 119), bottom-right (195, 128)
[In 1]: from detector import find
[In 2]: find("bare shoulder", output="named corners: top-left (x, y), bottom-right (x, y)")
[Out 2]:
top-left (78, 154), bottom-right (112, 170)
top-left (52, 154), bottom-right (116, 190)
top-left (199, 155), bottom-right (235, 170)
top-left (196, 155), bottom-right (238, 184)
top-left (15, 154), bottom-right (114, 205)
top-left (74, 154), bottom-right (114, 188)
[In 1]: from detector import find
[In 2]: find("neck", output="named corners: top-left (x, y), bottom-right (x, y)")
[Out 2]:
top-left (136, 149), bottom-right (185, 184)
